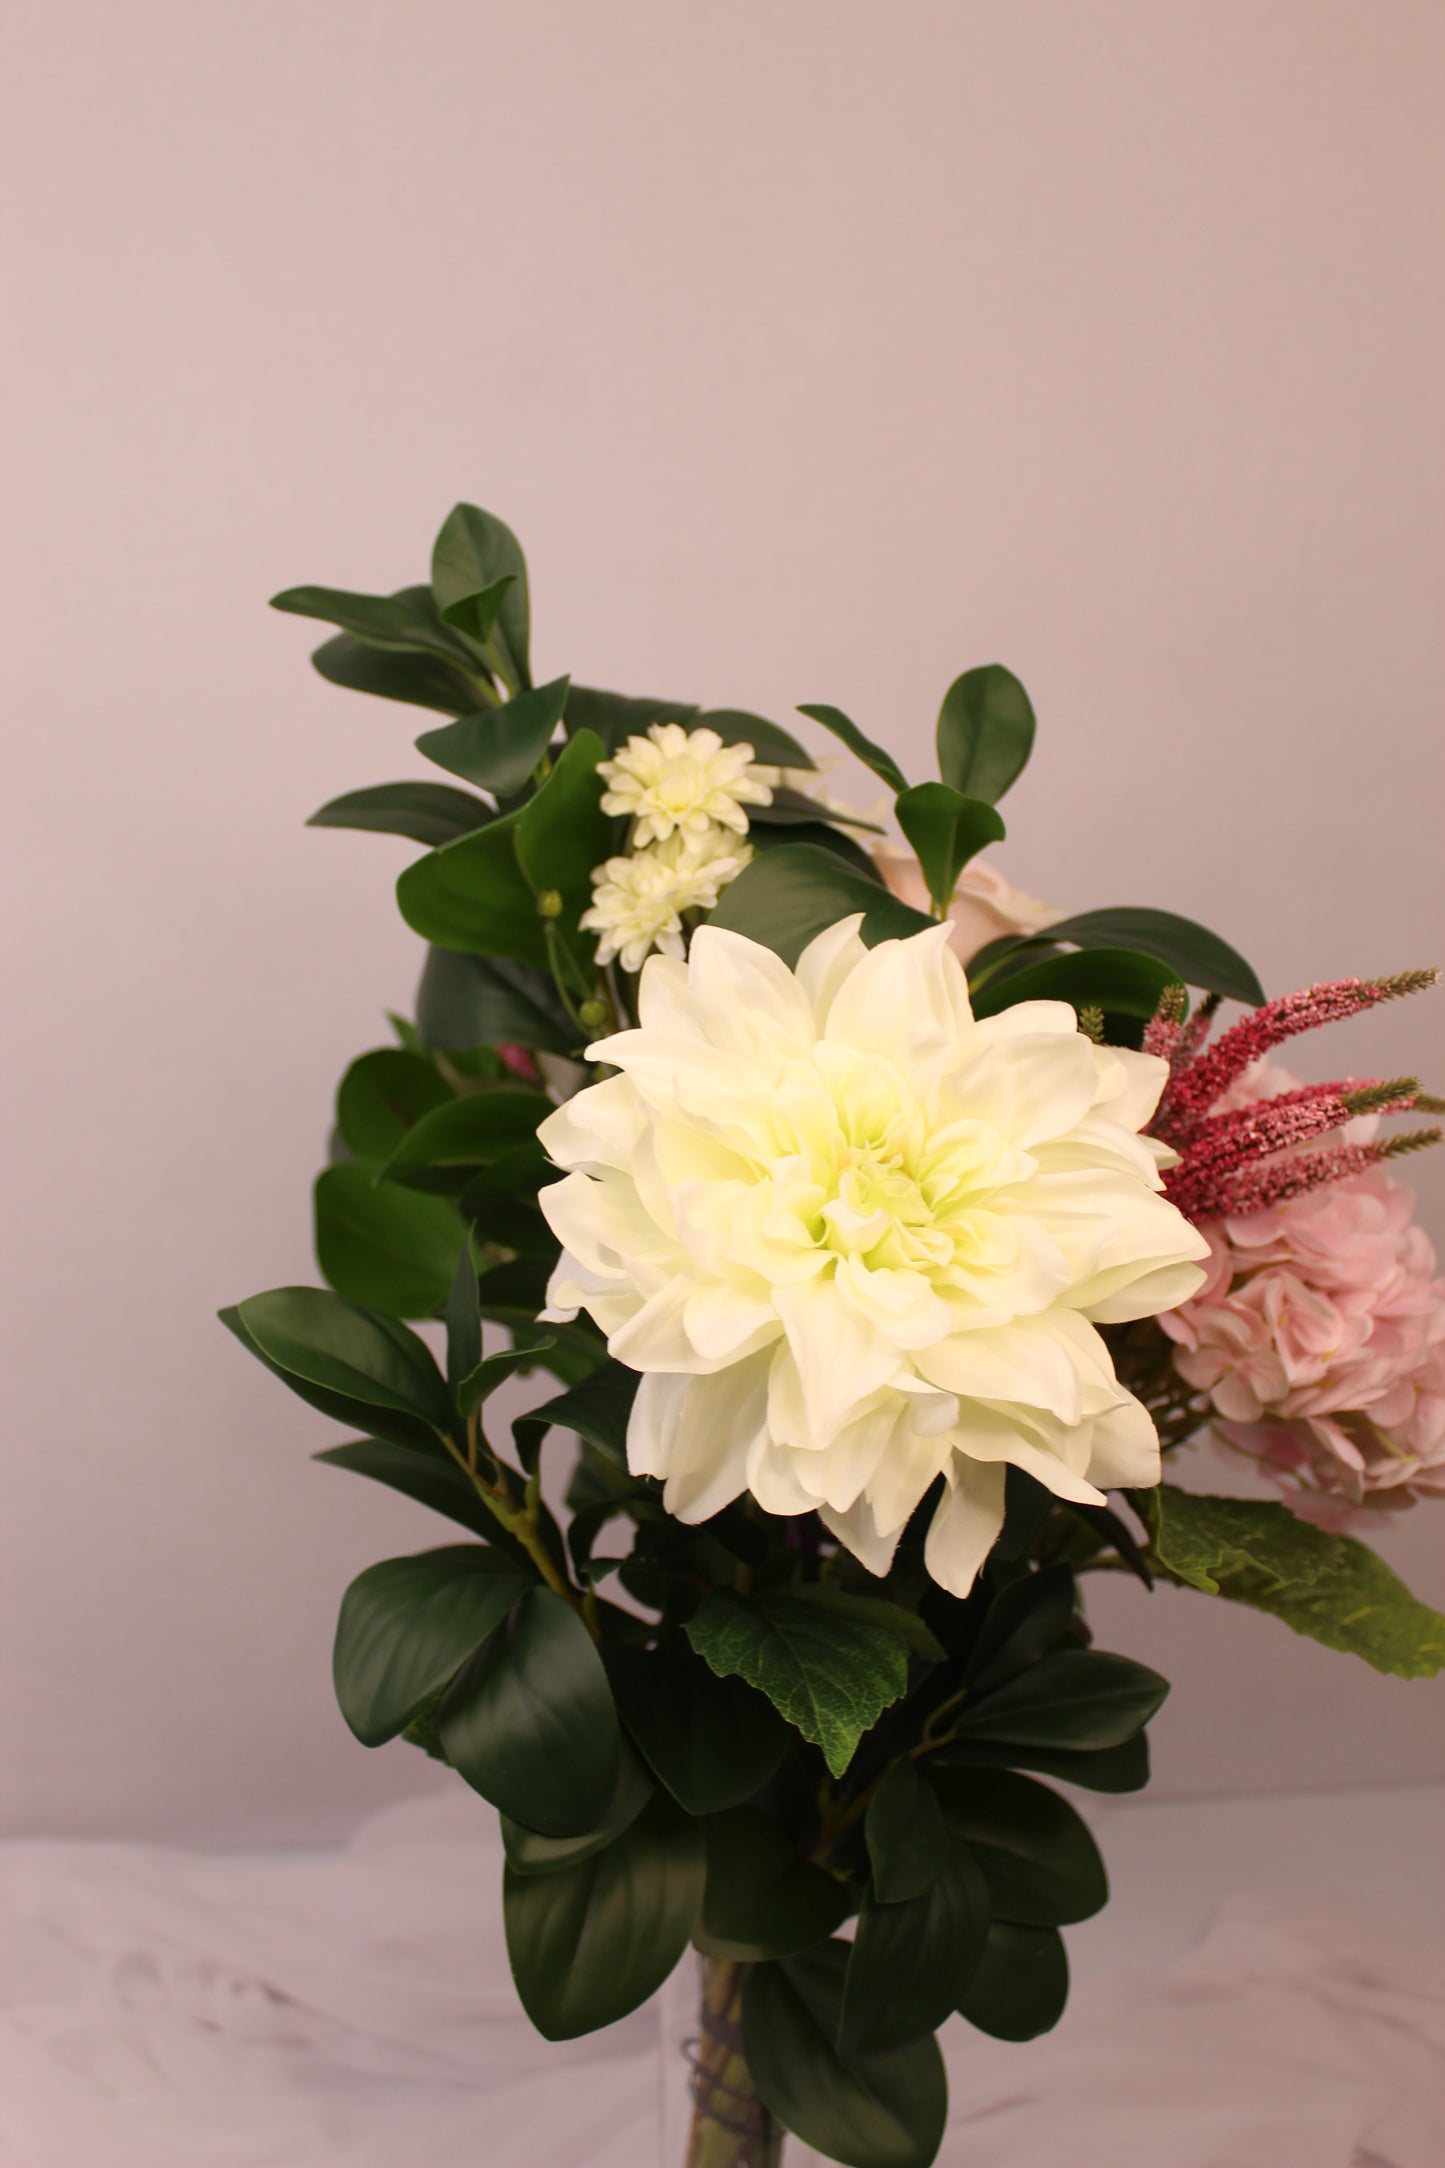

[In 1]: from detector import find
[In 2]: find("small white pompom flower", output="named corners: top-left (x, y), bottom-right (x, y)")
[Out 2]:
top-left (598, 723), bottom-right (772, 845)
top-left (580, 827), bottom-right (754, 974)
top-left (539, 918), bottom-right (1211, 1597)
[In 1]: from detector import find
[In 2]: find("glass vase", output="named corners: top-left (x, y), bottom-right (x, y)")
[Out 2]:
top-left (659, 1952), bottom-right (786, 2166)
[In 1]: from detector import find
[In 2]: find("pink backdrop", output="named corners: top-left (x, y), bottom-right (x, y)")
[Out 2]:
top-left (3, 0), bottom-right (1442, 1841)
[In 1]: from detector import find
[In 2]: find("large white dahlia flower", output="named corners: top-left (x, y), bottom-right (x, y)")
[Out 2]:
top-left (539, 919), bottom-right (1210, 1594)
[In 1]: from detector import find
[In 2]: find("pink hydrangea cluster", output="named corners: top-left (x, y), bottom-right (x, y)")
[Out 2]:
top-left (1161, 1061), bottom-right (1445, 1522)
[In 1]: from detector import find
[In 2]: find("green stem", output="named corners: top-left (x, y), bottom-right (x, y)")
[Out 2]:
top-left (438, 1429), bottom-right (590, 1626)
top-left (684, 1960), bottom-right (784, 2168)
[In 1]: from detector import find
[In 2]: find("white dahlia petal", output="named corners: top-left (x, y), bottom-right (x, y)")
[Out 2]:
top-left (1085, 1393), bottom-right (1162, 1489)
top-left (924, 1461), bottom-right (1008, 1597)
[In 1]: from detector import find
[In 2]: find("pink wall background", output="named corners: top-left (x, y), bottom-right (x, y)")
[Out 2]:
top-left (3, 0), bottom-right (1443, 1842)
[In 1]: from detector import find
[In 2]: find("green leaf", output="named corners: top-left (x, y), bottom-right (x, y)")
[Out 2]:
top-left (893, 783), bottom-right (1007, 910)
top-left (930, 1732), bottom-right (1151, 1794)
top-left (513, 727), bottom-right (612, 929)
top-left (956, 1921), bottom-right (1069, 2041)
top-left (951, 1649), bottom-right (1169, 1753)
top-left (706, 843), bottom-right (933, 968)
top-left (695, 707), bottom-right (817, 770)
top-left (444, 1235), bottom-right (482, 1393)
top-left (309, 630), bottom-right (476, 715)
top-left (501, 1739), bottom-right (654, 1876)
top-left (335, 1050), bottom-right (454, 1167)
top-left (686, 1591), bottom-right (909, 1777)
top-left (314, 1437), bottom-right (516, 1546)
top-left (790, 1585), bottom-right (947, 1665)
top-left (748, 818), bottom-right (884, 880)
top-left (512, 1362), bottom-right (638, 1475)
top-left (396, 813), bottom-right (546, 966)
top-left (272, 583), bottom-right (472, 661)
top-left (415, 677), bottom-right (571, 800)
top-left (970, 945), bottom-right (1181, 1022)
top-left (313, 1163), bottom-right (463, 1317)
top-left (415, 946), bottom-right (577, 1056)
top-left (456, 1343), bottom-right (550, 1418)
top-left (841, 1831), bottom-right (990, 2054)
top-left (431, 503), bottom-right (531, 694)
top-left (695, 1806), bottom-right (852, 1961)
top-left (743, 1943), bottom-right (948, 2168)
top-left (563, 684), bottom-right (699, 753)
top-left (230, 1286), bottom-right (449, 1430)
top-left (865, 1761), bottom-right (950, 1903)
top-left (1138, 1484), bottom-right (1445, 1679)
top-left (436, 572), bottom-right (516, 646)
top-left (440, 1587), bottom-right (621, 1835)
top-left (332, 1545), bottom-right (528, 1747)
top-left (935, 665), bottom-right (1037, 805)
top-left (964, 1565), bottom-right (1079, 1693)
top-left (983, 907), bottom-right (1265, 1008)
top-left (605, 1644), bottom-right (790, 1813)
top-left (376, 1090), bottom-right (548, 1182)
top-left (307, 781), bottom-right (494, 848)
top-left (504, 1787), bottom-right (703, 2040)
top-left (797, 703), bottom-right (908, 795)
top-left (932, 1769), bottom-right (1107, 1926)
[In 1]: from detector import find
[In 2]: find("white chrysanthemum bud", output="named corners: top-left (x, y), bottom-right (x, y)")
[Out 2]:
top-left (597, 723), bottom-right (772, 845)
top-left (579, 827), bottom-right (754, 974)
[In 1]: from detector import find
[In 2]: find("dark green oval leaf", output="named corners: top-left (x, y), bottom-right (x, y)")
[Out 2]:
top-left (936, 665), bottom-right (1036, 805)
top-left (309, 629), bottom-right (478, 715)
top-left (695, 1807), bottom-right (851, 1961)
top-left (314, 1436), bottom-right (523, 1549)
top-left (606, 1644), bottom-right (790, 1814)
top-left (416, 676), bottom-right (571, 799)
top-left (696, 707), bottom-right (817, 770)
top-left (970, 945), bottom-right (1180, 1022)
top-left (932, 1769), bottom-right (1107, 1926)
top-left (377, 1089), bottom-right (548, 1181)
top-left (986, 906), bottom-right (1265, 1008)
top-left (841, 1832), bottom-right (989, 2054)
top-left (797, 704), bottom-right (907, 795)
top-left (706, 842), bottom-right (933, 968)
top-left (333, 1545), bottom-right (528, 1747)
top-left (307, 781), bottom-right (494, 848)
top-left (335, 1050), bottom-right (454, 1167)
top-left (272, 583), bottom-right (469, 661)
top-left (440, 1587), bottom-right (621, 1835)
top-left (513, 727), bottom-right (612, 928)
top-left (231, 1286), bottom-right (448, 1427)
top-left (415, 946), bottom-right (577, 1056)
top-left (743, 1943), bottom-right (948, 2168)
top-left (313, 1163), bottom-right (463, 1317)
top-left (431, 503), bottom-right (531, 694)
top-left (952, 1649), bottom-right (1169, 1753)
top-left (865, 1760), bottom-right (950, 1904)
top-left (931, 1731), bottom-right (1151, 1794)
top-left (894, 783), bottom-right (1006, 911)
top-left (501, 1738), bottom-right (654, 1876)
top-left (396, 814), bottom-right (546, 966)
top-left (503, 1789), bottom-right (704, 2039)
top-left (956, 1920), bottom-right (1069, 2041)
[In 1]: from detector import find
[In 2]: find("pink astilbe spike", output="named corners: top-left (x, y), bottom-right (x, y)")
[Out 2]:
top-left (1155, 972), bottom-right (1439, 1143)
top-left (1163, 1083), bottom-right (1384, 1220)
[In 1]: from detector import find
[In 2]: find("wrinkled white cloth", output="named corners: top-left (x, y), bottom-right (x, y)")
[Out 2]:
top-left (1, 1791), bottom-right (1442, 2167)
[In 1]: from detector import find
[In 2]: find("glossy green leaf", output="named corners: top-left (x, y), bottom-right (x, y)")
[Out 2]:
top-left (935, 665), bottom-right (1036, 805)
top-left (396, 812), bottom-right (546, 966)
top-left (743, 1943), bottom-right (948, 2168)
top-left (441, 1587), bottom-right (621, 1834)
top-left (501, 1739), bottom-right (654, 1876)
top-left (747, 818), bottom-right (883, 879)
top-left (313, 1437), bottom-right (515, 1546)
top-left (956, 1921), bottom-right (1068, 2041)
top-left (231, 1286), bottom-right (448, 1428)
top-left (695, 1806), bottom-right (851, 1961)
top-left (750, 787), bottom-right (882, 831)
top-left (894, 784), bottom-right (1007, 911)
top-left (377, 1090), bottom-right (548, 1182)
top-left (1138, 1484), bottom-right (1445, 1678)
top-left (964, 1565), bottom-right (1079, 1693)
top-left (503, 1789), bottom-right (704, 2039)
top-left (980, 906), bottom-right (1265, 1008)
top-left (563, 684), bottom-right (698, 753)
top-left (332, 1545), bottom-right (527, 1746)
top-left (456, 1343), bottom-right (551, 1418)
top-left (932, 1769), bottom-right (1107, 1926)
top-left (686, 1591), bottom-right (909, 1777)
top-left (864, 1761), bottom-right (950, 1904)
top-left (970, 945), bottom-right (1181, 1022)
top-left (436, 572), bottom-right (516, 646)
top-left (416, 677), bottom-right (571, 800)
top-left (930, 1732), bottom-right (1151, 1794)
top-left (313, 1163), bottom-right (462, 1317)
top-left (431, 503), bottom-right (531, 693)
top-left (706, 843), bottom-right (933, 968)
top-left (696, 707), bottom-right (817, 770)
top-left (513, 727), bottom-right (612, 928)
top-left (606, 1644), bottom-right (791, 1814)
top-left (444, 1235), bottom-right (482, 1393)
top-left (951, 1649), bottom-right (1168, 1753)
top-left (221, 1306), bottom-right (443, 1457)
top-left (414, 946), bottom-right (577, 1056)
top-left (309, 629), bottom-right (477, 715)
top-left (512, 1362), bottom-right (638, 1474)
top-left (797, 704), bottom-right (908, 794)
top-left (335, 1050), bottom-right (454, 1167)
top-left (307, 781), bottom-right (493, 848)
top-left (841, 1832), bottom-right (989, 2054)
top-left (272, 583), bottom-right (470, 660)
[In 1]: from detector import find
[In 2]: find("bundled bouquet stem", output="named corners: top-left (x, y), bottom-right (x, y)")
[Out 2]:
top-left (226, 504), bottom-right (1445, 2168)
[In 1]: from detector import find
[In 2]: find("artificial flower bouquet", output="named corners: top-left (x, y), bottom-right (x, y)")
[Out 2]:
top-left (225, 503), bottom-right (1445, 2168)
